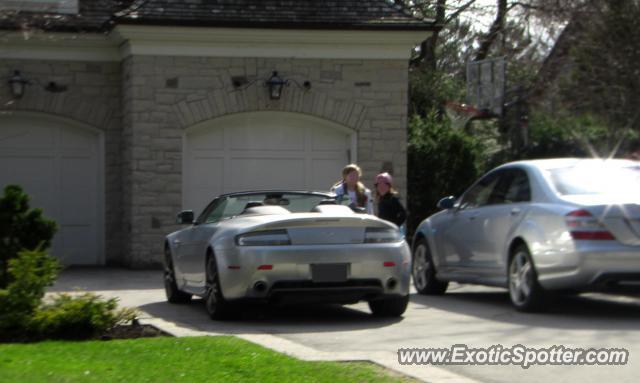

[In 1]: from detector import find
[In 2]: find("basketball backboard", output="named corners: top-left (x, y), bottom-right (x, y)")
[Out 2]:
top-left (466, 57), bottom-right (505, 117)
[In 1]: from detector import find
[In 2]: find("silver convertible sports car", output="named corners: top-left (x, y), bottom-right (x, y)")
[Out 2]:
top-left (164, 191), bottom-right (411, 319)
top-left (412, 158), bottom-right (640, 312)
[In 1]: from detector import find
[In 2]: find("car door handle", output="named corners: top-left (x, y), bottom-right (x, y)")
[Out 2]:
top-left (510, 208), bottom-right (521, 216)
top-left (173, 239), bottom-right (181, 246)
top-left (468, 215), bottom-right (478, 221)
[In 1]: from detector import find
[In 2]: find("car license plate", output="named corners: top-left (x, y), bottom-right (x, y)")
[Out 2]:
top-left (311, 263), bottom-right (349, 283)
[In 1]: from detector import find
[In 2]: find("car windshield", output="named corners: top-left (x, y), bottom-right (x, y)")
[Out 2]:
top-left (548, 163), bottom-right (640, 196)
top-left (210, 192), bottom-right (332, 221)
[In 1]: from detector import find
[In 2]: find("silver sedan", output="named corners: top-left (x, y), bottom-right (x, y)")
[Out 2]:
top-left (412, 158), bottom-right (640, 311)
top-left (164, 191), bottom-right (410, 319)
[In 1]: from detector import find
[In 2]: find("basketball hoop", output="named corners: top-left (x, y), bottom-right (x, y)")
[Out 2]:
top-left (444, 101), bottom-right (492, 130)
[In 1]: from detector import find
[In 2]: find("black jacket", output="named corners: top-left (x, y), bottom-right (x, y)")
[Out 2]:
top-left (377, 193), bottom-right (407, 227)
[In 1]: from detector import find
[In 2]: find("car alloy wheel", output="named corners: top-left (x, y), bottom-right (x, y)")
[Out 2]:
top-left (164, 246), bottom-right (191, 303)
top-left (508, 245), bottom-right (544, 312)
top-left (412, 239), bottom-right (448, 295)
top-left (205, 256), bottom-right (231, 320)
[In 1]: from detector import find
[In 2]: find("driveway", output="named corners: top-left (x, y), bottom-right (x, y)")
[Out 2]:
top-left (51, 267), bottom-right (640, 383)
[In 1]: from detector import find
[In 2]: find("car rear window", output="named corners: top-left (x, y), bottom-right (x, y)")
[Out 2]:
top-left (548, 163), bottom-right (640, 195)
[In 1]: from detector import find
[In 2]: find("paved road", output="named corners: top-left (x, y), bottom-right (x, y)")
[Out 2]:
top-left (51, 268), bottom-right (639, 383)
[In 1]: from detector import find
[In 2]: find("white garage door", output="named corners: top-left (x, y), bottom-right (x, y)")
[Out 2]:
top-left (184, 111), bottom-right (355, 214)
top-left (0, 113), bottom-right (103, 265)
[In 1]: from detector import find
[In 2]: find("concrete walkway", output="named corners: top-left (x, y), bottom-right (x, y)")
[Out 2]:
top-left (50, 267), bottom-right (479, 383)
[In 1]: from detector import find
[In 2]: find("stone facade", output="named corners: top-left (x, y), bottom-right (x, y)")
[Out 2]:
top-left (1, 54), bottom-right (410, 268)
top-left (122, 56), bottom-right (409, 267)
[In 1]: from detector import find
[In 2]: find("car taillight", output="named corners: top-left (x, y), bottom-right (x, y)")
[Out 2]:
top-left (364, 227), bottom-right (402, 243)
top-left (236, 229), bottom-right (291, 246)
top-left (565, 209), bottom-right (615, 240)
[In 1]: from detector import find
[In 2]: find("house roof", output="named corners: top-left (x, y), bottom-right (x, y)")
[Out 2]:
top-left (0, 0), bottom-right (437, 33)
top-left (115, 0), bottom-right (436, 30)
top-left (0, 1), bottom-right (117, 33)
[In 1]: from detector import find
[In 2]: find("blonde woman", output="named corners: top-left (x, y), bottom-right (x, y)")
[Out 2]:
top-left (331, 164), bottom-right (373, 214)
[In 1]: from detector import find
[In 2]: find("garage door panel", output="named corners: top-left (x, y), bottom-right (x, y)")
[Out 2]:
top-left (190, 130), bottom-right (224, 150)
top-left (58, 126), bottom-right (98, 150)
top-left (0, 156), bottom-right (57, 214)
top-left (0, 114), bottom-right (102, 265)
top-left (61, 157), bottom-right (95, 192)
top-left (311, 130), bottom-right (350, 151)
top-left (229, 158), bottom-right (305, 191)
top-left (230, 125), bottom-right (305, 151)
top-left (311, 159), bottom-right (347, 190)
top-left (184, 112), bottom-right (352, 213)
top-left (231, 150), bottom-right (305, 158)
top-left (0, 125), bottom-right (55, 150)
top-left (56, 225), bottom-right (97, 265)
top-left (60, 149), bottom-right (94, 158)
top-left (186, 157), bottom-right (223, 211)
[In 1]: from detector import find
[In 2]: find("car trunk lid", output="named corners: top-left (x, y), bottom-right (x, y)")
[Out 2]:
top-left (253, 216), bottom-right (395, 245)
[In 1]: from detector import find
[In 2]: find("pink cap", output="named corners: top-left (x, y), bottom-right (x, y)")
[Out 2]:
top-left (375, 172), bottom-right (393, 185)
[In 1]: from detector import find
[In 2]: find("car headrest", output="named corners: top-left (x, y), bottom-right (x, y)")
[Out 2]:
top-left (241, 205), bottom-right (291, 215)
top-left (244, 201), bottom-right (264, 209)
top-left (310, 204), bottom-right (354, 214)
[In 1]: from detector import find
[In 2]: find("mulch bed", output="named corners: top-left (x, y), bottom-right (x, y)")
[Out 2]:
top-left (99, 323), bottom-right (169, 340)
top-left (0, 323), bottom-right (170, 343)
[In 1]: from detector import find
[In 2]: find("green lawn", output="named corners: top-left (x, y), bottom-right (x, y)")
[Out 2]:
top-left (0, 336), bottom-right (415, 383)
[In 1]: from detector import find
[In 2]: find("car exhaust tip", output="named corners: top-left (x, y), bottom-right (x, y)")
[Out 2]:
top-left (253, 281), bottom-right (268, 292)
top-left (386, 278), bottom-right (397, 290)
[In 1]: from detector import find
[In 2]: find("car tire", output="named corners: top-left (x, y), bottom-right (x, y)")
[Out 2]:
top-left (368, 295), bottom-right (409, 317)
top-left (164, 246), bottom-right (192, 304)
top-left (205, 255), bottom-right (233, 320)
top-left (508, 244), bottom-right (545, 312)
top-left (412, 238), bottom-right (448, 295)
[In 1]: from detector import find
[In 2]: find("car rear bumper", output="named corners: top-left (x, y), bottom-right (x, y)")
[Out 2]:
top-left (267, 280), bottom-right (386, 305)
top-left (536, 246), bottom-right (640, 290)
top-left (215, 241), bottom-right (411, 301)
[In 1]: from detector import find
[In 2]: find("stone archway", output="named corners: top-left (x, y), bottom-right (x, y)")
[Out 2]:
top-left (182, 111), bottom-right (357, 213)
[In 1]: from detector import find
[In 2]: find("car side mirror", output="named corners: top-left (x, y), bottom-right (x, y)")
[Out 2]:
top-left (437, 196), bottom-right (456, 210)
top-left (176, 210), bottom-right (195, 225)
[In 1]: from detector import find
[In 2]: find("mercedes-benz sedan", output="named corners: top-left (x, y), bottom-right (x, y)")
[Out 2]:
top-left (412, 158), bottom-right (640, 311)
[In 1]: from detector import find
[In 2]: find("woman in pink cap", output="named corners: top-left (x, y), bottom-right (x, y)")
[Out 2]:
top-left (374, 172), bottom-right (407, 227)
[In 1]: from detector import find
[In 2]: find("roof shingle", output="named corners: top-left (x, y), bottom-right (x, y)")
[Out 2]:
top-left (116, 0), bottom-right (435, 30)
top-left (0, 0), bottom-right (436, 32)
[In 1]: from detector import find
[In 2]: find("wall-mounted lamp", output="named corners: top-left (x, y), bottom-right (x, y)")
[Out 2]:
top-left (7, 70), bottom-right (68, 99)
top-left (265, 71), bottom-right (287, 100)
top-left (233, 71), bottom-right (311, 101)
top-left (8, 70), bottom-right (29, 99)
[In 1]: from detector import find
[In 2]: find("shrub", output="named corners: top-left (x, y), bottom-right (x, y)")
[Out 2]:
top-left (0, 250), bottom-right (138, 341)
top-left (0, 187), bottom-right (138, 342)
top-left (30, 293), bottom-right (138, 340)
top-left (0, 248), bottom-right (59, 340)
top-left (0, 185), bottom-right (57, 289)
top-left (407, 112), bottom-right (485, 234)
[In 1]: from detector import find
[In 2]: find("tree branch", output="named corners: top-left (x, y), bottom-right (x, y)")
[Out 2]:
top-left (445, 0), bottom-right (477, 24)
top-left (474, 0), bottom-right (508, 61)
